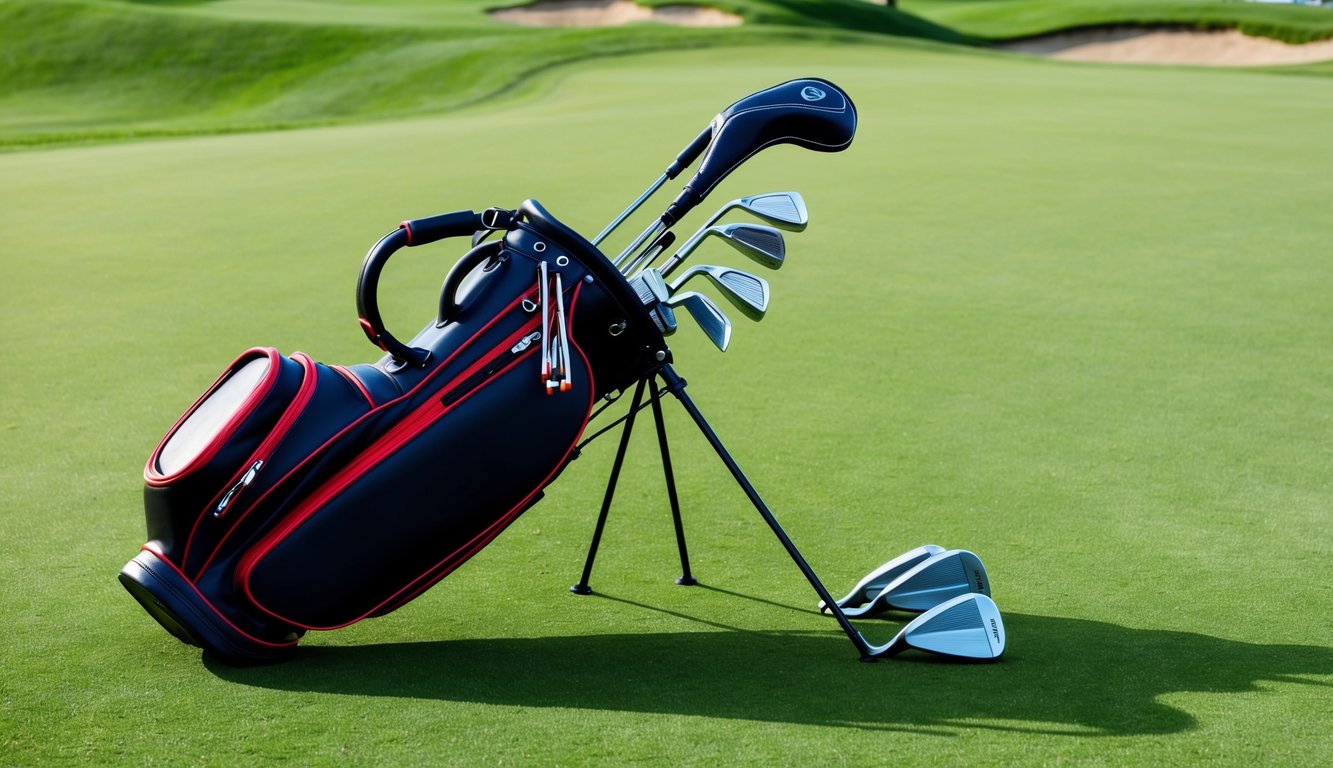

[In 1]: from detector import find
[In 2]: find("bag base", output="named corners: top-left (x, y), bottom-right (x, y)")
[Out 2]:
top-left (119, 549), bottom-right (299, 665)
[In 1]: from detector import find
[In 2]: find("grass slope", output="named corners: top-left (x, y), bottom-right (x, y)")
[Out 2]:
top-left (2, 40), bottom-right (1331, 766)
top-left (902, 0), bottom-right (1333, 43)
top-left (0, 0), bottom-right (969, 149)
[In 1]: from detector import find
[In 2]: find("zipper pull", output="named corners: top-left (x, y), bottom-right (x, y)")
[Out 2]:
top-left (511, 331), bottom-right (541, 355)
top-left (215, 459), bottom-right (264, 517)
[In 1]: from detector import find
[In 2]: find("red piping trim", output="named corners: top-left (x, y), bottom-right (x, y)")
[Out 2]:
top-left (331, 365), bottom-right (375, 408)
top-left (379, 286), bottom-right (595, 614)
top-left (181, 353), bottom-right (319, 577)
top-left (399, 222), bottom-right (413, 246)
top-left (145, 348), bottom-right (281, 486)
top-left (192, 289), bottom-right (536, 584)
top-left (239, 282), bottom-right (594, 629)
top-left (139, 544), bottom-right (298, 649)
top-left (235, 319), bottom-right (547, 629)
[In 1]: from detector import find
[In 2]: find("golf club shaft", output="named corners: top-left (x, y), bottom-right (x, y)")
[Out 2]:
top-left (621, 230), bottom-right (675, 277)
top-left (593, 172), bottom-right (669, 247)
top-left (655, 210), bottom-right (725, 278)
top-left (613, 219), bottom-right (667, 268)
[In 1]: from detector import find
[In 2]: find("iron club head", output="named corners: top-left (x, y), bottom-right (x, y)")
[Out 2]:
top-left (869, 593), bottom-right (1006, 661)
top-left (817, 544), bottom-right (946, 614)
top-left (669, 265), bottom-right (770, 321)
top-left (665, 291), bottom-right (731, 351)
top-left (733, 191), bottom-right (808, 233)
top-left (845, 549), bottom-right (991, 617)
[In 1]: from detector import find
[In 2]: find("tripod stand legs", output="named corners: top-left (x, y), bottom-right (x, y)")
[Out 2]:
top-left (650, 377), bottom-right (696, 586)
top-left (655, 365), bottom-right (876, 660)
top-left (571, 375), bottom-right (696, 594)
top-left (570, 366), bottom-right (872, 659)
top-left (570, 379), bottom-right (646, 595)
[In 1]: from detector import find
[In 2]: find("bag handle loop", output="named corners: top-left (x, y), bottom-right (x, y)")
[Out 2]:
top-left (355, 208), bottom-right (513, 367)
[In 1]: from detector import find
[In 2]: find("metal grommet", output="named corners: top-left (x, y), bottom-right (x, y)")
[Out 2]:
top-left (556, 255), bottom-right (569, 267)
top-left (608, 320), bottom-right (627, 337)
top-left (655, 350), bottom-right (667, 362)
top-left (583, 274), bottom-right (594, 284)
top-left (521, 299), bottom-right (537, 313)
top-left (534, 242), bottom-right (547, 253)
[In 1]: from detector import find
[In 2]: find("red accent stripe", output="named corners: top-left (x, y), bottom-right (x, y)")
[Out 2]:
top-left (191, 289), bottom-right (537, 585)
top-left (399, 222), bottom-right (413, 246)
top-left (235, 319), bottom-right (546, 629)
top-left (181, 353), bottom-right (319, 578)
top-left (139, 544), bottom-right (298, 649)
top-left (242, 284), bottom-right (595, 630)
top-left (145, 349), bottom-right (282, 487)
top-left (331, 365), bottom-right (375, 408)
top-left (376, 285), bottom-right (596, 615)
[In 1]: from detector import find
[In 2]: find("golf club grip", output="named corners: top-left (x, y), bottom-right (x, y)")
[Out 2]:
top-left (399, 210), bottom-right (482, 247)
top-left (437, 240), bottom-right (504, 326)
top-left (667, 127), bottom-right (712, 179)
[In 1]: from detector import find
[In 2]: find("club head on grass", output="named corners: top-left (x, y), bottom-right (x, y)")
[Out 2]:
top-left (665, 291), bottom-right (731, 351)
top-left (870, 593), bottom-right (1006, 661)
top-left (818, 544), bottom-right (945, 614)
top-left (847, 549), bottom-right (990, 617)
top-left (669, 265), bottom-right (769, 321)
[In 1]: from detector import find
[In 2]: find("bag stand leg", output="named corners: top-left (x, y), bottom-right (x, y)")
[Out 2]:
top-left (573, 363), bottom-right (878, 661)
top-left (570, 378), bottom-right (696, 595)
top-left (649, 376), bottom-right (696, 586)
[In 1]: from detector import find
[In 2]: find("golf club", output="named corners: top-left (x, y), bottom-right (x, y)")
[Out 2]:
top-left (621, 230), bottom-right (677, 277)
top-left (665, 291), bottom-right (731, 351)
top-left (659, 223), bottom-right (785, 279)
top-left (817, 544), bottom-right (945, 614)
top-left (869, 593), bottom-right (1006, 661)
top-left (601, 78), bottom-right (854, 264)
top-left (668, 265), bottom-right (770, 321)
top-left (841, 549), bottom-right (991, 617)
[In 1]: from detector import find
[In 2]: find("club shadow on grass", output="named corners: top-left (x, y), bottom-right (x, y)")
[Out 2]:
top-left (208, 596), bottom-right (1333, 736)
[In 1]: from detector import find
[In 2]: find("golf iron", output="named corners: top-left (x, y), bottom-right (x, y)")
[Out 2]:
top-left (869, 593), bottom-right (1006, 661)
top-left (834, 549), bottom-right (991, 618)
top-left (818, 544), bottom-right (945, 614)
top-left (669, 265), bottom-right (769, 321)
top-left (659, 222), bottom-right (785, 278)
top-left (665, 291), bottom-right (731, 351)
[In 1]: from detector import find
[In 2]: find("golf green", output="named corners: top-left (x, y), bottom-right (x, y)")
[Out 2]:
top-left (3, 39), bottom-right (1330, 766)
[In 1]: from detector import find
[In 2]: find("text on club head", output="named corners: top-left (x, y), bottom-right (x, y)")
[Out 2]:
top-left (990, 618), bottom-right (1000, 643)
top-left (973, 569), bottom-right (984, 591)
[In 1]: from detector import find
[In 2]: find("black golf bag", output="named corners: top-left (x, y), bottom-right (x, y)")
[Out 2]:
top-left (122, 77), bottom-right (899, 664)
top-left (120, 200), bottom-right (667, 663)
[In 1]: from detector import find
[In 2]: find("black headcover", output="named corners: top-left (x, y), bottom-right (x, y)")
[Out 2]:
top-left (663, 78), bottom-right (857, 225)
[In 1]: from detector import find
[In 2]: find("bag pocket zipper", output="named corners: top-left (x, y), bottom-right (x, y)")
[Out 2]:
top-left (440, 330), bottom-right (541, 407)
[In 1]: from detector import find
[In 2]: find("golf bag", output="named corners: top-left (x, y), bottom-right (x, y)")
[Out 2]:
top-left (119, 77), bottom-right (920, 664)
top-left (120, 200), bottom-right (668, 664)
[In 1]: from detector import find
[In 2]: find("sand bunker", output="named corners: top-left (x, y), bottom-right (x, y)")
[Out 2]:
top-left (489, 0), bottom-right (742, 28)
top-left (1003, 26), bottom-right (1333, 67)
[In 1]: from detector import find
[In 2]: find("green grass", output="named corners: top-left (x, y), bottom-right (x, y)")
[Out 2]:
top-left (0, 0), bottom-right (970, 149)
top-left (3, 8), bottom-right (1333, 768)
top-left (902, 0), bottom-right (1333, 43)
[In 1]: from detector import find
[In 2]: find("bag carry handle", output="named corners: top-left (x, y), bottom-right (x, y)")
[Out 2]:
top-left (356, 208), bottom-right (511, 367)
top-left (436, 240), bottom-right (503, 328)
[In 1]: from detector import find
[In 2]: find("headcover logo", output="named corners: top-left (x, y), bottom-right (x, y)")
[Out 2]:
top-left (800, 85), bottom-right (826, 102)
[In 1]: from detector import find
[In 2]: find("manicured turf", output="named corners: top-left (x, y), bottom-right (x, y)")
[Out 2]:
top-left (902, 0), bottom-right (1333, 43)
top-left (3, 15), bottom-right (1331, 768)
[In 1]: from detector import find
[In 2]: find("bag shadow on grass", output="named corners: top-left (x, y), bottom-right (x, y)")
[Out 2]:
top-left (208, 597), bottom-right (1333, 736)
